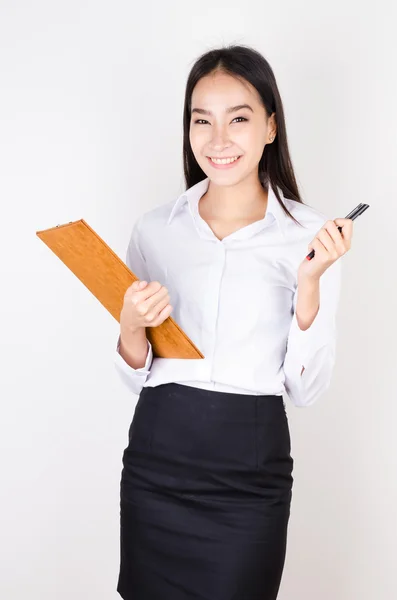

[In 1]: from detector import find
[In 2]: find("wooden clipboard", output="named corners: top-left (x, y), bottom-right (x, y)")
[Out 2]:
top-left (36, 219), bottom-right (204, 359)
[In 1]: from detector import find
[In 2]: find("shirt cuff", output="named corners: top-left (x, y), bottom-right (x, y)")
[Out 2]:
top-left (114, 336), bottom-right (153, 395)
top-left (285, 307), bottom-right (336, 374)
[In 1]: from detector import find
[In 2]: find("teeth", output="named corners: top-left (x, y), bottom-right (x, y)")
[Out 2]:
top-left (210, 156), bottom-right (240, 164)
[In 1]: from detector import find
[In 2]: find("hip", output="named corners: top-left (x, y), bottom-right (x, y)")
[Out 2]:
top-left (123, 383), bottom-right (293, 498)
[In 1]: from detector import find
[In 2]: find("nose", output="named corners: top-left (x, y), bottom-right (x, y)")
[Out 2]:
top-left (209, 125), bottom-right (232, 151)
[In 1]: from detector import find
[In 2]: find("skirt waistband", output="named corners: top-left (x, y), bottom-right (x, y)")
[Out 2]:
top-left (141, 382), bottom-right (283, 401)
top-left (139, 382), bottom-right (284, 421)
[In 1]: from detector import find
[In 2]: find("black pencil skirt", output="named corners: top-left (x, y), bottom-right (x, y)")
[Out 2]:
top-left (117, 382), bottom-right (294, 600)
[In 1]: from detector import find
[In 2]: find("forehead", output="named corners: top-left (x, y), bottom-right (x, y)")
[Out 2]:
top-left (191, 72), bottom-right (262, 109)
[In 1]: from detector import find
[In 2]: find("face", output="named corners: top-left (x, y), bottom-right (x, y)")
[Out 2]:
top-left (189, 71), bottom-right (276, 185)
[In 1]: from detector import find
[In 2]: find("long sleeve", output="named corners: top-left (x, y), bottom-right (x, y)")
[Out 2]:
top-left (283, 259), bottom-right (342, 407)
top-left (114, 214), bottom-right (154, 395)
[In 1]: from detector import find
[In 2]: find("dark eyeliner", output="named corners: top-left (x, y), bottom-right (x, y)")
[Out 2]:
top-left (193, 117), bottom-right (248, 124)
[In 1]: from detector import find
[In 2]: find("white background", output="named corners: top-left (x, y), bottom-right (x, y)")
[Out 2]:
top-left (1, 1), bottom-right (396, 598)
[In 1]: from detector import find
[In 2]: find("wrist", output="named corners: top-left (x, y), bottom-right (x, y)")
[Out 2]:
top-left (119, 327), bottom-right (150, 370)
top-left (120, 325), bottom-right (146, 344)
top-left (298, 272), bottom-right (320, 287)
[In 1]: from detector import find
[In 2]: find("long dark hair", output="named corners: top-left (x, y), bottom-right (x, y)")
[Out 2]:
top-left (182, 44), bottom-right (304, 227)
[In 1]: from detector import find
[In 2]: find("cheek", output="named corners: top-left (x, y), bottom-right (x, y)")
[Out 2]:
top-left (189, 130), bottom-right (203, 157)
top-left (190, 126), bottom-right (208, 147)
top-left (238, 126), bottom-right (266, 154)
top-left (190, 137), bottom-right (210, 168)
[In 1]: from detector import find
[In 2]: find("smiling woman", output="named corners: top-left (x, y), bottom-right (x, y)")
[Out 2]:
top-left (116, 44), bottom-right (348, 600)
top-left (190, 84), bottom-right (276, 182)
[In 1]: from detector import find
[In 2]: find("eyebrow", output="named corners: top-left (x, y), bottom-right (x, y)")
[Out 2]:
top-left (191, 104), bottom-right (254, 116)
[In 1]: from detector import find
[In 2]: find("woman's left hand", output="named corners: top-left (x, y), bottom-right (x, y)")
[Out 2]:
top-left (298, 218), bottom-right (354, 281)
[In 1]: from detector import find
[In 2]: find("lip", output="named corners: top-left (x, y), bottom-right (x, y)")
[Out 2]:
top-left (207, 155), bottom-right (242, 169)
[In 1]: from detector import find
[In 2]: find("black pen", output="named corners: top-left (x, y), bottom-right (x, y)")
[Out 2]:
top-left (306, 203), bottom-right (370, 261)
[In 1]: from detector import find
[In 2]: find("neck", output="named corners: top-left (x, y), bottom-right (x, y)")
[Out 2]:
top-left (200, 174), bottom-right (268, 221)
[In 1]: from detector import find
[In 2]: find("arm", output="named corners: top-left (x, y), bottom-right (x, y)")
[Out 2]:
top-left (115, 332), bottom-right (153, 395)
top-left (114, 214), bottom-right (154, 395)
top-left (119, 327), bottom-right (151, 370)
top-left (283, 258), bottom-right (342, 407)
top-left (295, 273), bottom-right (321, 375)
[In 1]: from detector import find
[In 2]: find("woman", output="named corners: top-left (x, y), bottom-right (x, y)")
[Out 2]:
top-left (115, 45), bottom-right (353, 600)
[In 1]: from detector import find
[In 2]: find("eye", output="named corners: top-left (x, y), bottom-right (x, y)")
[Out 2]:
top-left (193, 117), bottom-right (248, 125)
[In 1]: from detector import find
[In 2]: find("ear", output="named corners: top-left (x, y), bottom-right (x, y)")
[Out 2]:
top-left (268, 112), bottom-right (277, 142)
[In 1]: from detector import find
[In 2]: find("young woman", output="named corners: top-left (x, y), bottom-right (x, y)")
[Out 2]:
top-left (115, 45), bottom-right (353, 600)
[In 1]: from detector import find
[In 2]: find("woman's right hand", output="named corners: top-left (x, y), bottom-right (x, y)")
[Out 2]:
top-left (120, 280), bottom-right (173, 334)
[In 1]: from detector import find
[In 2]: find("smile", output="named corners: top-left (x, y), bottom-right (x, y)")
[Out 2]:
top-left (207, 155), bottom-right (242, 169)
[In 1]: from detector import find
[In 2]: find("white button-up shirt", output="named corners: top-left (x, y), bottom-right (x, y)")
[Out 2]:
top-left (115, 177), bottom-right (342, 407)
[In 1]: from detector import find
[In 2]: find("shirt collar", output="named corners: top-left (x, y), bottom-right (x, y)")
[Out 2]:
top-left (166, 176), bottom-right (288, 238)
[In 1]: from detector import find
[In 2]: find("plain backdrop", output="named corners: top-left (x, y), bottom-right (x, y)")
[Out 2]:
top-left (1, 1), bottom-right (396, 598)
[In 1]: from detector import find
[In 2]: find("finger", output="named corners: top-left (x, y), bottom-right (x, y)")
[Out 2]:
top-left (146, 288), bottom-right (170, 316)
top-left (132, 280), bottom-right (147, 290)
top-left (309, 237), bottom-right (328, 259)
top-left (124, 280), bottom-right (146, 301)
top-left (321, 220), bottom-right (346, 254)
top-left (148, 303), bottom-right (173, 327)
top-left (137, 285), bottom-right (169, 317)
top-left (131, 280), bottom-right (161, 305)
top-left (316, 228), bottom-right (337, 256)
top-left (334, 218), bottom-right (353, 243)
